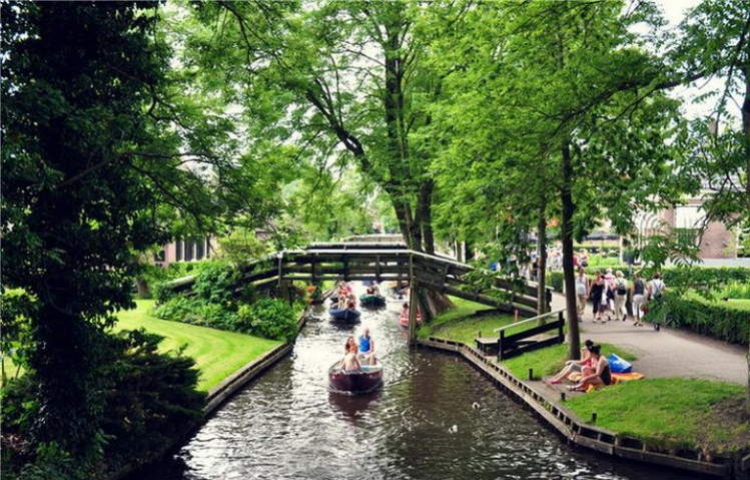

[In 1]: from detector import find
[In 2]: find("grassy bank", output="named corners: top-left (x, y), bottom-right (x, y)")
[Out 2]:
top-left (115, 300), bottom-right (282, 391)
top-left (566, 378), bottom-right (747, 452)
top-left (417, 297), bottom-right (516, 344)
top-left (501, 343), bottom-right (636, 380)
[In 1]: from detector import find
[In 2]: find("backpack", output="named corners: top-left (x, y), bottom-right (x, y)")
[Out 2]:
top-left (616, 279), bottom-right (627, 295)
top-left (651, 279), bottom-right (664, 299)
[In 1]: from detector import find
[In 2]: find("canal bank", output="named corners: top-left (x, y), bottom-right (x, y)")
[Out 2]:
top-left (135, 284), bottom-right (688, 480)
top-left (416, 335), bottom-right (750, 479)
top-left (116, 290), bottom-right (331, 480)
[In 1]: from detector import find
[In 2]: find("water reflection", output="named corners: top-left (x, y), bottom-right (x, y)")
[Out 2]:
top-left (136, 283), bottom-right (698, 480)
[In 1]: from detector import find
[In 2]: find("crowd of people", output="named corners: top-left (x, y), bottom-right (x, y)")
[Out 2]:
top-left (575, 267), bottom-right (666, 327)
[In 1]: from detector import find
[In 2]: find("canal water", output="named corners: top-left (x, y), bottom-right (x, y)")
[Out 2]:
top-left (141, 284), bottom-right (692, 480)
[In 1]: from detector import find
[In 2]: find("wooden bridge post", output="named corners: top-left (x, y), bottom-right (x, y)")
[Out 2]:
top-left (408, 281), bottom-right (419, 343)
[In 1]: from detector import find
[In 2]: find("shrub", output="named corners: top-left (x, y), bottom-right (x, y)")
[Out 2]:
top-left (193, 261), bottom-right (237, 306)
top-left (1, 330), bottom-right (204, 480)
top-left (152, 297), bottom-right (239, 329)
top-left (644, 292), bottom-right (750, 345)
top-left (238, 298), bottom-right (299, 342)
top-left (717, 281), bottom-right (750, 300)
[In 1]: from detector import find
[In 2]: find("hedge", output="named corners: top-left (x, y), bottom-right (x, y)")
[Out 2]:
top-left (644, 292), bottom-right (750, 345)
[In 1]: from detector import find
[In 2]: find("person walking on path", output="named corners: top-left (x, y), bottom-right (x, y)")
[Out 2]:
top-left (575, 267), bottom-right (589, 321)
top-left (648, 273), bottom-right (667, 331)
top-left (631, 272), bottom-right (646, 326)
top-left (614, 271), bottom-right (628, 321)
top-left (589, 273), bottom-right (609, 323)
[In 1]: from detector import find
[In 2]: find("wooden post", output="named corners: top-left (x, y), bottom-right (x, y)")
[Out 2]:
top-left (558, 310), bottom-right (565, 342)
top-left (408, 281), bottom-right (419, 343)
top-left (498, 330), bottom-right (505, 360)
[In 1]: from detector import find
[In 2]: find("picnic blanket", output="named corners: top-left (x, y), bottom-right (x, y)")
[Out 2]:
top-left (583, 372), bottom-right (645, 392)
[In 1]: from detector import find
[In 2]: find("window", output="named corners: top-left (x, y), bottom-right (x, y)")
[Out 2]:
top-left (184, 239), bottom-right (194, 261)
top-left (176, 240), bottom-right (183, 261)
top-left (196, 237), bottom-right (205, 260)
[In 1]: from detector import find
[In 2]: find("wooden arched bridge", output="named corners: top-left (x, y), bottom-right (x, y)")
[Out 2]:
top-left (165, 241), bottom-right (551, 337)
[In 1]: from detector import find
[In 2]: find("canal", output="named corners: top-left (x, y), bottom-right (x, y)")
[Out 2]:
top-left (141, 284), bottom-right (691, 480)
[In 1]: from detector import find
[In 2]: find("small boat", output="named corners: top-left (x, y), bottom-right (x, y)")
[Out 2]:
top-left (329, 361), bottom-right (383, 395)
top-left (359, 293), bottom-right (386, 308)
top-left (398, 309), bottom-right (422, 328)
top-left (329, 307), bottom-right (362, 322)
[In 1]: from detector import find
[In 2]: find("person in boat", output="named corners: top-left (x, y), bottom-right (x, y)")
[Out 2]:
top-left (347, 298), bottom-right (357, 311)
top-left (341, 336), bottom-right (362, 372)
top-left (372, 281), bottom-right (380, 295)
top-left (568, 344), bottom-right (612, 392)
top-left (547, 339), bottom-right (594, 384)
top-left (366, 286), bottom-right (374, 295)
top-left (358, 328), bottom-right (376, 365)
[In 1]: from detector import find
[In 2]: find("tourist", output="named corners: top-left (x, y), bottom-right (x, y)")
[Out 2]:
top-left (614, 271), bottom-right (628, 321)
top-left (547, 339), bottom-right (595, 384)
top-left (359, 327), bottom-right (376, 365)
top-left (589, 273), bottom-right (608, 323)
top-left (648, 273), bottom-right (666, 331)
top-left (341, 337), bottom-right (362, 372)
top-left (631, 272), bottom-right (646, 327)
top-left (580, 253), bottom-right (589, 268)
top-left (575, 267), bottom-right (589, 320)
top-left (568, 345), bottom-right (612, 391)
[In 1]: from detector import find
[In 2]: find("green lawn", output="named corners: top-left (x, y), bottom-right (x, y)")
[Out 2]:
top-left (566, 378), bottom-right (746, 451)
top-left (501, 342), bottom-right (636, 380)
top-left (114, 300), bottom-right (282, 392)
top-left (417, 297), bottom-right (516, 344)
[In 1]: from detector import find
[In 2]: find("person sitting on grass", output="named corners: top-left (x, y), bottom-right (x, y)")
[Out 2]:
top-left (547, 339), bottom-right (595, 385)
top-left (568, 344), bottom-right (611, 392)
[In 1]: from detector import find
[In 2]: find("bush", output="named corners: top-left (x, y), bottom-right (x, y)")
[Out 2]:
top-left (661, 267), bottom-right (750, 291)
top-left (1, 330), bottom-right (204, 480)
top-left (644, 292), bottom-right (750, 345)
top-left (717, 281), bottom-right (750, 300)
top-left (237, 298), bottom-right (298, 342)
top-left (193, 261), bottom-right (237, 305)
top-left (152, 296), bottom-right (240, 330)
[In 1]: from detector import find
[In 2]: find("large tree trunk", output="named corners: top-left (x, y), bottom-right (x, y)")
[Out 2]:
top-left (418, 179), bottom-right (435, 255)
top-left (561, 141), bottom-right (581, 360)
top-left (536, 205), bottom-right (548, 316)
top-left (741, 65), bottom-right (750, 415)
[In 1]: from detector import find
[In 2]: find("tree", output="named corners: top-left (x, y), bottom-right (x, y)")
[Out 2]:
top-left (0, 1), bottom-right (244, 460)
top-left (426, 1), bottom-right (691, 356)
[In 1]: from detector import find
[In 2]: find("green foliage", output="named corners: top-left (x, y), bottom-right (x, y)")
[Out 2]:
top-left (193, 261), bottom-right (237, 306)
top-left (717, 281), bottom-right (750, 300)
top-left (237, 298), bottom-right (299, 342)
top-left (152, 297), bottom-right (239, 331)
top-left (645, 292), bottom-right (750, 345)
top-left (1, 330), bottom-right (204, 480)
top-left (216, 228), bottom-right (269, 265)
top-left (115, 300), bottom-right (281, 392)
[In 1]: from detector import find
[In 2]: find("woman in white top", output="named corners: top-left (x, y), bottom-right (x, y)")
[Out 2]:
top-left (613, 271), bottom-right (628, 321)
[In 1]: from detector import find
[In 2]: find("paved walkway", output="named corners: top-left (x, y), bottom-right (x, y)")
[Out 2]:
top-left (550, 293), bottom-right (746, 384)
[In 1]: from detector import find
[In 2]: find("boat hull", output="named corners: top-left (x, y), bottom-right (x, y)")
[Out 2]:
top-left (329, 364), bottom-right (383, 395)
top-left (359, 294), bottom-right (386, 308)
top-left (329, 308), bottom-right (362, 322)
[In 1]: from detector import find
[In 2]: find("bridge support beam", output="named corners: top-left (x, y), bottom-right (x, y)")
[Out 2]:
top-left (408, 281), bottom-right (419, 344)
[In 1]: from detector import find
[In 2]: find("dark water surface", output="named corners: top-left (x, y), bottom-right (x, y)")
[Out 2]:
top-left (140, 284), bottom-right (693, 480)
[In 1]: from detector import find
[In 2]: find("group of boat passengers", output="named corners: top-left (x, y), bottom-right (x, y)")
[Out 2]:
top-left (335, 282), bottom-right (381, 310)
top-left (340, 328), bottom-right (377, 372)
